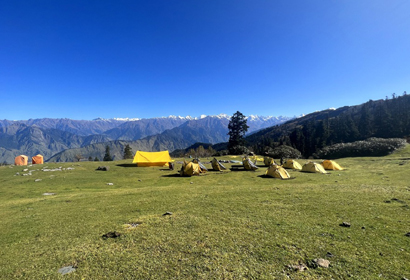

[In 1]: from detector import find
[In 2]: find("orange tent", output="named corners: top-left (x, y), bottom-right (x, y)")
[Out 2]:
top-left (15, 155), bottom-right (28, 166)
top-left (32, 154), bottom-right (44, 164)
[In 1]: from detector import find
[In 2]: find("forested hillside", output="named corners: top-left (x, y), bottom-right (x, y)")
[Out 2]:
top-left (247, 93), bottom-right (410, 157)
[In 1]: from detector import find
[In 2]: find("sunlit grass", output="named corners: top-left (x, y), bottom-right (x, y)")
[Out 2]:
top-left (0, 152), bottom-right (409, 279)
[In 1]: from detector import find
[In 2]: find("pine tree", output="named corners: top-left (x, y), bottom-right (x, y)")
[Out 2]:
top-left (103, 145), bottom-right (113, 161)
top-left (196, 145), bottom-right (205, 157)
top-left (188, 149), bottom-right (196, 158)
top-left (302, 120), bottom-right (316, 157)
top-left (123, 144), bottom-right (133, 159)
top-left (206, 146), bottom-right (216, 157)
top-left (358, 103), bottom-right (373, 138)
top-left (227, 111), bottom-right (249, 155)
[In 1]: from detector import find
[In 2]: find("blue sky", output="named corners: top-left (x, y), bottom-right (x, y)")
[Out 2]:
top-left (1, 0), bottom-right (409, 120)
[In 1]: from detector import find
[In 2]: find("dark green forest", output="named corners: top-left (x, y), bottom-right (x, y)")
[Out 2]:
top-left (248, 92), bottom-right (409, 157)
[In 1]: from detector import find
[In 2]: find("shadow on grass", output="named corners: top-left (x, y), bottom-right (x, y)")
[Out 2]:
top-left (161, 173), bottom-right (182, 178)
top-left (116, 164), bottom-right (138, 168)
top-left (257, 174), bottom-right (296, 180)
top-left (162, 173), bottom-right (211, 177)
top-left (229, 168), bottom-right (258, 172)
top-left (116, 164), bottom-right (175, 171)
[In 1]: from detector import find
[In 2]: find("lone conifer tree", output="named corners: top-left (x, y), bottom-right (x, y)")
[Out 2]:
top-left (227, 111), bottom-right (249, 154)
top-left (103, 145), bottom-right (113, 161)
top-left (123, 144), bottom-right (133, 159)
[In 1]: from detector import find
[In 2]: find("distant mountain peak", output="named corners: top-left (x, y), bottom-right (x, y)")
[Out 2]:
top-left (112, 117), bottom-right (141, 121)
top-left (92, 117), bottom-right (142, 122)
top-left (246, 115), bottom-right (293, 122)
top-left (166, 115), bottom-right (195, 120)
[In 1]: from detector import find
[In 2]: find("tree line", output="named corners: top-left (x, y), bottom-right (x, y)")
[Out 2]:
top-left (251, 92), bottom-right (410, 158)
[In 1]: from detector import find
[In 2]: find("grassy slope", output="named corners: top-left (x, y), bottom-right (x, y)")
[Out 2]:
top-left (0, 149), bottom-right (410, 279)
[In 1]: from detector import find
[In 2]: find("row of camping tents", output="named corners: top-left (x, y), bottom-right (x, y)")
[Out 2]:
top-left (179, 158), bottom-right (227, 176)
top-left (179, 157), bottom-right (266, 176)
top-left (263, 157), bottom-right (343, 171)
top-left (131, 150), bottom-right (344, 178)
top-left (14, 155), bottom-right (44, 166)
top-left (179, 158), bottom-right (343, 178)
top-left (280, 158), bottom-right (343, 172)
top-left (264, 158), bottom-right (344, 179)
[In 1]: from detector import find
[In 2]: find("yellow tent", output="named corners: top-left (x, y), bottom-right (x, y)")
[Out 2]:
top-left (282, 159), bottom-right (302, 170)
top-left (265, 164), bottom-right (291, 179)
top-left (321, 160), bottom-right (344, 170)
top-left (263, 156), bottom-right (274, 166)
top-left (211, 158), bottom-right (226, 171)
top-left (14, 155), bottom-right (28, 166)
top-left (301, 162), bottom-right (327, 173)
top-left (243, 158), bottom-right (258, 171)
top-left (32, 154), bottom-right (44, 164)
top-left (180, 160), bottom-right (202, 176)
top-left (132, 150), bottom-right (172, 167)
top-left (192, 158), bottom-right (208, 172)
top-left (249, 155), bottom-right (263, 164)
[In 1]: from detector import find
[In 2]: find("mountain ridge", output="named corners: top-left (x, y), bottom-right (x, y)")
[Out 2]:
top-left (46, 115), bottom-right (290, 162)
top-left (0, 114), bottom-right (291, 163)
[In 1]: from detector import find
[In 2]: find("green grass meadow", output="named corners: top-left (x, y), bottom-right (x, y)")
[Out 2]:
top-left (1, 149), bottom-right (410, 279)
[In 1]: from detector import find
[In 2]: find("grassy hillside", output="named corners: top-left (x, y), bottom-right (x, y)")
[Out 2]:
top-left (1, 149), bottom-right (410, 279)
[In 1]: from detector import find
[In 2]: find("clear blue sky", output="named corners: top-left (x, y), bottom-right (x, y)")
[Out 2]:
top-left (1, 0), bottom-right (409, 120)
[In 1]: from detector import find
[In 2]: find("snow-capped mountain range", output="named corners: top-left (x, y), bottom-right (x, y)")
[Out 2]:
top-left (104, 113), bottom-right (288, 122)
top-left (0, 114), bottom-right (293, 163)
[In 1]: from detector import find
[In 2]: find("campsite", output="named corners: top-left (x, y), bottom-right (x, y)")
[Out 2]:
top-left (2, 0), bottom-right (409, 278)
top-left (1, 148), bottom-right (410, 279)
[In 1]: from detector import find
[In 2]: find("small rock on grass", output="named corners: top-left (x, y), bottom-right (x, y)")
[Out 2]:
top-left (162, 211), bottom-right (172, 216)
top-left (58, 265), bottom-right (76, 275)
top-left (35, 179), bottom-right (42, 182)
top-left (106, 183), bottom-right (114, 185)
top-left (42, 192), bottom-right (56, 196)
top-left (96, 166), bottom-right (109, 171)
top-left (405, 232), bottom-right (410, 237)
top-left (126, 222), bottom-right (141, 228)
top-left (340, 222), bottom-right (351, 227)
top-left (311, 258), bottom-right (330, 268)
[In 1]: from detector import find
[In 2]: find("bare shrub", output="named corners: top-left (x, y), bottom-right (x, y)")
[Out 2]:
top-left (313, 138), bottom-right (406, 159)
top-left (266, 145), bottom-right (302, 159)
